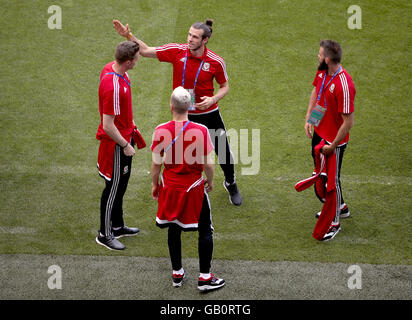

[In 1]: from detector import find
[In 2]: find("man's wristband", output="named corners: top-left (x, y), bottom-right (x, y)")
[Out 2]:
top-left (122, 142), bottom-right (129, 148)
top-left (127, 32), bottom-right (134, 40)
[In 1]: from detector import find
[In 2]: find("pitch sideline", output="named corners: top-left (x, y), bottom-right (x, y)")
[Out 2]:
top-left (0, 254), bottom-right (410, 300)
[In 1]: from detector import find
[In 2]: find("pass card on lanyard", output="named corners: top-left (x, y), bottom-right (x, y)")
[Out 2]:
top-left (307, 66), bottom-right (341, 127)
top-left (182, 52), bottom-right (205, 111)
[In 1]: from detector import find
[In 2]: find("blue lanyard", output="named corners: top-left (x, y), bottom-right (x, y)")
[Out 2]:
top-left (104, 72), bottom-right (131, 87)
top-left (165, 121), bottom-right (191, 153)
top-left (316, 66), bottom-right (341, 107)
top-left (181, 51), bottom-right (205, 89)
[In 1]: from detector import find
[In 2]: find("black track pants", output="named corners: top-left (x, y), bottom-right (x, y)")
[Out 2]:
top-left (100, 144), bottom-right (132, 236)
top-left (311, 131), bottom-right (347, 224)
top-left (167, 192), bottom-right (214, 273)
top-left (189, 110), bottom-right (235, 184)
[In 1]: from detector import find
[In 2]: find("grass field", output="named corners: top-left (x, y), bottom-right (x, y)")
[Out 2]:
top-left (0, 0), bottom-right (411, 300)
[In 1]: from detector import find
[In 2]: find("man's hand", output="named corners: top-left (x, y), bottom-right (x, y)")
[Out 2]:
top-left (321, 113), bottom-right (354, 156)
top-left (123, 143), bottom-right (136, 157)
top-left (204, 179), bottom-right (213, 193)
top-left (196, 96), bottom-right (216, 110)
top-left (304, 122), bottom-right (313, 139)
top-left (113, 19), bottom-right (130, 38)
top-left (321, 144), bottom-right (335, 156)
top-left (152, 183), bottom-right (159, 200)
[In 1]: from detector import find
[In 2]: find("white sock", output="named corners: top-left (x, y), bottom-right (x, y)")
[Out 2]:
top-left (173, 268), bottom-right (184, 275)
top-left (199, 272), bottom-right (212, 279)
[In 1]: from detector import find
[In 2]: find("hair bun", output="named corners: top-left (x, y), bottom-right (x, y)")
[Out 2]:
top-left (205, 19), bottom-right (213, 27)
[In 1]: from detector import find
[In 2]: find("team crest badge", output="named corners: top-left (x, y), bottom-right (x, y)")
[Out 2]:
top-left (202, 62), bottom-right (210, 71)
top-left (123, 165), bottom-right (129, 175)
top-left (124, 87), bottom-right (127, 93)
top-left (330, 83), bottom-right (335, 93)
top-left (319, 73), bottom-right (323, 78)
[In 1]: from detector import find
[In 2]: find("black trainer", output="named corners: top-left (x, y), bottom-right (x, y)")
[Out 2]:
top-left (112, 225), bottom-right (140, 239)
top-left (321, 224), bottom-right (341, 242)
top-left (316, 205), bottom-right (350, 219)
top-left (172, 272), bottom-right (186, 288)
top-left (223, 181), bottom-right (242, 206)
top-left (198, 274), bottom-right (225, 292)
top-left (96, 233), bottom-right (125, 250)
top-left (339, 205), bottom-right (351, 218)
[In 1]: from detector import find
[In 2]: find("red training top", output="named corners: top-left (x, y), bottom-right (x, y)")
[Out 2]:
top-left (156, 43), bottom-right (228, 115)
top-left (96, 61), bottom-right (134, 141)
top-left (96, 61), bottom-right (134, 181)
top-left (151, 120), bottom-right (214, 188)
top-left (312, 67), bottom-right (356, 145)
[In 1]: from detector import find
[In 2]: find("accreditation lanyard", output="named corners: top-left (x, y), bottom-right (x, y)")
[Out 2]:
top-left (165, 121), bottom-right (191, 153)
top-left (104, 72), bottom-right (131, 87)
top-left (181, 51), bottom-right (205, 89)
top-left (316, 66), bottom-right (341, 107)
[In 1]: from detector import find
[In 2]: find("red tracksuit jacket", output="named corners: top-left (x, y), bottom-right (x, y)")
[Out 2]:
top-left (295, 140), bottom-right (337, 240)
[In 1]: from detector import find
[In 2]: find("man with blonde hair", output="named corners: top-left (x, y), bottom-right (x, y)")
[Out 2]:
top-left (151, 87), bottom-right (225, 291)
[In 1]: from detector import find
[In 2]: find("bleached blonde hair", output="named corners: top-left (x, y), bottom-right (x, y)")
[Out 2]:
top-left (171, 86), bottom-right (191, 114)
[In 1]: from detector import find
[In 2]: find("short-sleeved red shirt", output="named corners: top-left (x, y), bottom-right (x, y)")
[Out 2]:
top-left (97, 61), bottom-right (134, 140)
top-left (151, 120), bottom-right (214, 187)
top-left (96, 61), bottom-right (134, 181)
top-left (312, 67), bottom-right (356, 145)
top-left (156, 43), bottom-right (228, 115)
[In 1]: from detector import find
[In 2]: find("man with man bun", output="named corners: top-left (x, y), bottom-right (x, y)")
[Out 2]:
top-left (114, 18), bottom-right (242, 206)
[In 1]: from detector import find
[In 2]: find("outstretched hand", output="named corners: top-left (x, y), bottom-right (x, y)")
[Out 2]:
top-left (113, 19), bottom-right (129, 38)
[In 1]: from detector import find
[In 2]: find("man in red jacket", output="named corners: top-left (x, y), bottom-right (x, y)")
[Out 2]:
top-left (96, 41), bottom-right (141, 251)
top-left (304, 40), bottom-right (356, 241)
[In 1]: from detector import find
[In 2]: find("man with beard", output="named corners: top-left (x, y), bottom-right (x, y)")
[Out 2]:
top-left (304, 40), bottom-right (356, 240)
top-left (113, 19), bottom-right (242, 207)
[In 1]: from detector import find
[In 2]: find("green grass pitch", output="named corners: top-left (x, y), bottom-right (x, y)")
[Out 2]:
top-left (0, 0), bottom-right (411, 299)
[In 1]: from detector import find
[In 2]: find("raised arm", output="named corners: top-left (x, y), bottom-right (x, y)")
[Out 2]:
top-left (113, 20), bottom-right (157, 58)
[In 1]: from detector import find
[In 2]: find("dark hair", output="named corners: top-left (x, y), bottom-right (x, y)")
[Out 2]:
top-left (115, 41), bottom-right (140, 63)
top-left (191, 19), bottom-right (213, 39)
top-left (320, 40), bottom-right (342, 64)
